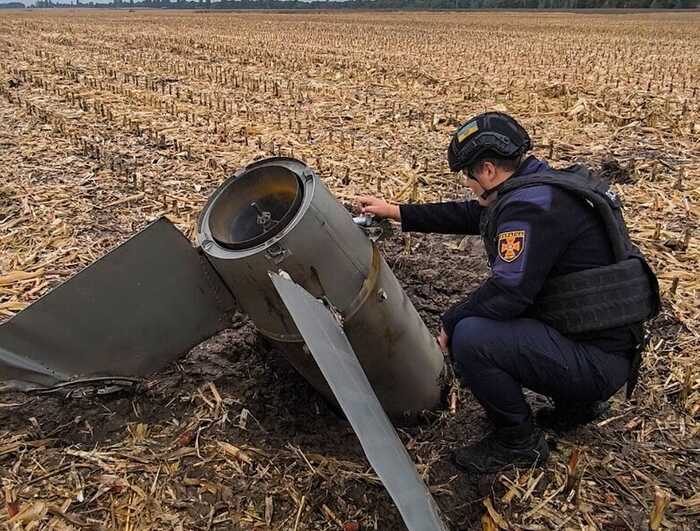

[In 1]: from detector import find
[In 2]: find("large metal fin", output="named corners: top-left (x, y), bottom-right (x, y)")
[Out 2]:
top-left (270, 272), bottom-right (448, 531)
top-left (0, 218), bottom-right (236, 392)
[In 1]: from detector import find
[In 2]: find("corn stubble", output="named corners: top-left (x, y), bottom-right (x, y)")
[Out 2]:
top-left (0, 9), bottom-right (698, 530)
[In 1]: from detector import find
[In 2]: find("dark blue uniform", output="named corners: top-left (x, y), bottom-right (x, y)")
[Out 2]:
top-left (399, 157), bottom-right (637, 428)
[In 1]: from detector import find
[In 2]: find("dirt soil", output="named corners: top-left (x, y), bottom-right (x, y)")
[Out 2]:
top-left (1, 229), bottom-right (491, 529)
top-left (1, 225), bottom-right (693, 530)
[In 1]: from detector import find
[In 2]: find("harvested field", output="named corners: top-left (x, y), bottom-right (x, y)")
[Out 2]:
top-left (0, 8), bottom-right (698, 530)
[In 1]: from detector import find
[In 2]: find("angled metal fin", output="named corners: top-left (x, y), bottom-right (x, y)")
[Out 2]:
top-left (0, 218), bottom-right (236, 391)
top-left (270, 272), bottom-right (448, 531)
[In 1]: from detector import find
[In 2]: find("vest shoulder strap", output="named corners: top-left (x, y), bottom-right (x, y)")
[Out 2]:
top-left (497, 166), bottom-right (628, 261)
top-left (493, 166), bottom-right (661, 328)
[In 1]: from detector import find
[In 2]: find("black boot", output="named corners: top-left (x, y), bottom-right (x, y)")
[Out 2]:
top-left (452, 420), bottom-right (549, 475)
top-left (536, 400), bottom-right (609, 433)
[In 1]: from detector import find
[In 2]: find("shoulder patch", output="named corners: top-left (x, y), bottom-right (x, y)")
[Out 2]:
top-left (498, 230), bottom-right (526, 262)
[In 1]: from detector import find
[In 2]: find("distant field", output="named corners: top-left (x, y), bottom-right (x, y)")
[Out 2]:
top-left (0, 9), bottom-right (698, 530)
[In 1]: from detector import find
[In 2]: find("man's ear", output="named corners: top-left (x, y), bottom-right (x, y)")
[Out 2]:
top-left (483, 161), bottom-right (497, 183)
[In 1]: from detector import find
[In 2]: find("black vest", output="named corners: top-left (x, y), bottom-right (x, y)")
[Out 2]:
top-left (480, 165), bottom-right (660, 335)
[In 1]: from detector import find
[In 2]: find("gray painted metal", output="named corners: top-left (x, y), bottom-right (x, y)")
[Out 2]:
top-left (0, 218), bottom-right (236, 391)
top-left (271, 272), bottom-right (449, 531)
top-left (198, 157), bottom-right (445, 419)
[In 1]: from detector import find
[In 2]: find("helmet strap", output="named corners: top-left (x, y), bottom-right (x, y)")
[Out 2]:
top-left (480, 188), bottom-right (494, 200)
top-left (476, 153), bottom-right (525, 200)
top-left (479, 185), bottom-right (499, 201)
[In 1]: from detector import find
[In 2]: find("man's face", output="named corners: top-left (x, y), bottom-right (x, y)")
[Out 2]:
top-left (461, 161), bottom-right (497, 206)
top-left (462, 170), bottom-right (484, 198)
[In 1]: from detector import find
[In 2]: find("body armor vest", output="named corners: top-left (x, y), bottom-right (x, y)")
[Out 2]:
top-left (480, 165), bottom-right (660, 335)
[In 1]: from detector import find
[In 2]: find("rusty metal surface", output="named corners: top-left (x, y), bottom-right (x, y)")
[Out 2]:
top-left (0, 218), bottom-right (236, 391)
top-left (270, 272), bottom-right (448, 531)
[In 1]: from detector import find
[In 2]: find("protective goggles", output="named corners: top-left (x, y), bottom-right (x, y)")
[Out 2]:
top-left (462, 163), bottom-right (481, 181)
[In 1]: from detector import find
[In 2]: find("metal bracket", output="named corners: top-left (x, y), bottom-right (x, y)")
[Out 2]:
top-left (353, 213), bottom-right (392, 242)
top-left (265, 242), bottom-right (291, 264)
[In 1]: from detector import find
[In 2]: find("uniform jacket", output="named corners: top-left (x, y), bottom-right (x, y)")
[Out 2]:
top-left (399, 156), bottom-right (642, 355)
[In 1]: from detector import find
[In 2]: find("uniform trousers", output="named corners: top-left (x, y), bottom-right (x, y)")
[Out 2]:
top-left (450, 317), bottom-right (631, 428)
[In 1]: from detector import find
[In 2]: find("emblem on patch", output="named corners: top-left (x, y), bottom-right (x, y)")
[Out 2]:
top-left (498, 230), bottom-right (526, 262)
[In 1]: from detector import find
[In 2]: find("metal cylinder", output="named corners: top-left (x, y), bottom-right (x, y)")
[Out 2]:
top-left (197, 158), bottom-right (445, 419)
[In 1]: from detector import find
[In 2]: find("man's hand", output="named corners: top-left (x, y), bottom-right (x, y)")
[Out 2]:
top-left (356, 196), bottom-right (401, 221)
top-left (437, 326), bottom-right (449, 353)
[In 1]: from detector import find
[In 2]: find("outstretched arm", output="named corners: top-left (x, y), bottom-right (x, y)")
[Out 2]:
top-left (356, 195), bottom-right (483, 235)
top-left (356, 196), bottom-right (401, 221)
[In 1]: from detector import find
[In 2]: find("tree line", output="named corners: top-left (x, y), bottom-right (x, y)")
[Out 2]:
top-left (33, 0), bottom-right (700, 9)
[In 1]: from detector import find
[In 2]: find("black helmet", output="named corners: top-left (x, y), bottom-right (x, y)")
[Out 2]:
top-left (447, 112), bottom-right (532, 173)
